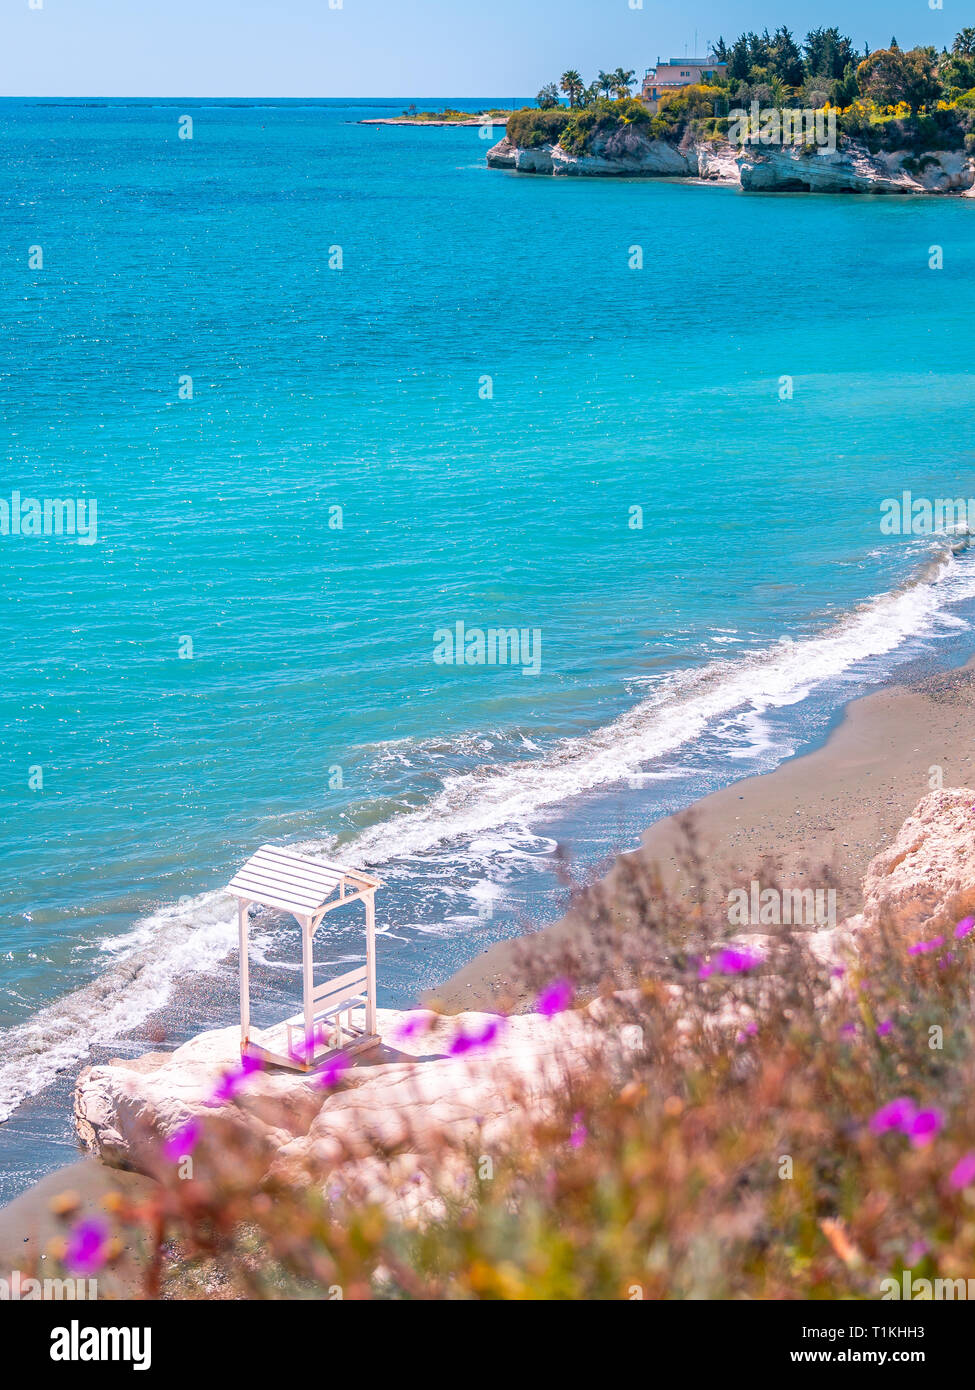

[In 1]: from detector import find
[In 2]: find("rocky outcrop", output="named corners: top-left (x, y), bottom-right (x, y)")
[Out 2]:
top-left (487, 132), bottom-right (975, 195)
top-left (739, 144), bottom-right (974, 194)
top-left (74, 787), bottom-right (975, 1218)
top-left (486, 132), bottom-right (731, 180)
top-left (860, 787), bottom-right (975, 937)
top-left (74, 1002), bottom-right (610, 1219)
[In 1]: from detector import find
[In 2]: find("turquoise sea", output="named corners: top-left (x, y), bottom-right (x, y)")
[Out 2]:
top-left (2, 97), bottom-right (975, 1199)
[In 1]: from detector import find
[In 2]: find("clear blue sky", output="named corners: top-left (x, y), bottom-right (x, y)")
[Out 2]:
top-left (2, 0), bottom-right (963, 97)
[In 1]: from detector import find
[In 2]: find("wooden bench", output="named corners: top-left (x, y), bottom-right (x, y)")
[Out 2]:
top-left (285, 964), bottom-right (370, 1060)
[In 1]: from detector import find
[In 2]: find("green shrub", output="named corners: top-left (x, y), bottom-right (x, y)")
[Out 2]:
top-left (505, 107), bottom-right (571, 149)
top-left (557, 97), bottom-right (651, 154)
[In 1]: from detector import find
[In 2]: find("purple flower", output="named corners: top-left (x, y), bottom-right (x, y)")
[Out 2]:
top-left (392, 1011), bottom-right (434, 1042)
top-left (569, 1111), bottom-right (587, 1149)
top-left (537, 978), bottom-right (573, 1018)
top-left (830, 965), bottom-right (845, 979)
top-left (449, 1017), bottom-right (504, 1056)
top-left (840, 1022), bottom-right (857, 1038)
top-left (870, 1097), bottom-right (917, 1135)
top-left (699, 947), bottom-right (763, 979)
top-left (876, 1020), bottom-right (893, 1038)
top-left (210, 1053), bottom-right (262, 1104)
top-left (949, 1153), bottom-right (975, 1189)
top-left (907, 1108), bottom-right (943, 1147)
top-left (955, 916), bottom-right (975, 940)
top-left (65, 1220), bottom-right (109, 1276)
top-left (163, 1118), bottom-right (200, 1162)
top-left (908, 935), bottom-right (945, 956)
top-left (735, 1021), bottom-right (759, 1044)
top-left (317, 1053), bottom-right (350, 1089)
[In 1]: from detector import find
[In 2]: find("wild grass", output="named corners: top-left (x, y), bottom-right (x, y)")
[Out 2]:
top-left (46, 828), bottom-right (975, 1299)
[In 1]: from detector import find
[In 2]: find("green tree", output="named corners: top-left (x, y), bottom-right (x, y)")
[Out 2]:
top-left (611, 67), bottom-right (636, 99)
top-left (559, 70), bottom-right (584, 107)
top-left (832, 61), bottom-right (860, 108)
top-left (769, 26), bottom-right (804, 87)
top-left (857, 46), bottom-right (942, 116)
top-left (596, 70), bottom-right (614, 98)
top-left (952, 27), bottom-right (975, 58)
top-left (536, 82), bottom-right (560, 109)
top-left (803, 27), bottom-right (858, 81)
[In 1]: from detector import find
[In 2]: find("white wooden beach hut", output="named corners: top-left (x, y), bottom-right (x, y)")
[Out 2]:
top-left (228, 845), bottom-right (382, 1072)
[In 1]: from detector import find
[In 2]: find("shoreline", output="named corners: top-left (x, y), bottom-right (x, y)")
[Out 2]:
top-left (430, 658), bottom-right (975, 1013)
top-left (6, 655), bottom-right (975, 1237)
top-left (360, 116), bottom-right (508, 126)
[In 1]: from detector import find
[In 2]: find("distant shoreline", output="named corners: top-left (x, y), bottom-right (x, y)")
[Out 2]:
top-left (360, 115), bottom-right (508, 127)
top-left (430, 657), bottom-right (975, 1013)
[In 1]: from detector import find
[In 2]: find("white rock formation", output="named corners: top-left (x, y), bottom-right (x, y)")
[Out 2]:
top-left (487, 132), bottom-right (975, 195)
top-left (859, 787), bottom-right (975, 936)
top-left (74, 788), bottom-right (975, 1217)
top-left (74, 1003), bottom-right (609, 1217)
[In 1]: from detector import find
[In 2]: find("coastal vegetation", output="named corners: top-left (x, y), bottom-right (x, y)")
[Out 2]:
top-left (48, 809), bottom-right (975, 1298)
top-left (518, 28), bottom-right (975, 159)
top-left (389, 104), bottom-right (510, 123)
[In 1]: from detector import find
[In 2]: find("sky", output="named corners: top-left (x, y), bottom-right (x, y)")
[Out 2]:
top-left (0, 0), bottom-right (964, 98)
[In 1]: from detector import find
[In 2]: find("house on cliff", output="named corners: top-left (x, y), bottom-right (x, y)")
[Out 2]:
top-left (641, 55), bottom-right (727, 111)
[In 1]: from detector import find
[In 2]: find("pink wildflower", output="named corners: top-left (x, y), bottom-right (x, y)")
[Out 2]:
top-left (907, 1109), bottom-right (943, 1147)
top-left (65, 1220), bottom-right (110, 1276)
top-left (537, 978), bottom-right (573, 1017)
top-left (949, 1153), bottom-right (975, 1190)
top-left (870, 1097), bottom-right (917, 1135)
top-left (317, 1052), bottom-right (351, 1089)
top-left (163, 1118), bottom-right (200, 1162)
top-left (210, 1053), bottom-right (262, 1104)
top-left (449, 1017), bottom-right (504, 1056)
top-left (908, 935), bottom-right (944, 956)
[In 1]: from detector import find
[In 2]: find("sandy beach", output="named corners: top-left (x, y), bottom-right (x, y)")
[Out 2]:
top-left (6, 657), bottom-right (975, 1265)
top-left (430, 658), bottom-right (975, 1013)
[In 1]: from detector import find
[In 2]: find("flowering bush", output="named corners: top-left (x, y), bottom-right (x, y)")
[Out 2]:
top-left (41, 830), bottom-right (975, 1299)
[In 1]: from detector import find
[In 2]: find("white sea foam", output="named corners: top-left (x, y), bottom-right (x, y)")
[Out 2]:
top-left (0, 892), bottom-right (239, 1122)
top-left (330, 548), bottom-right (975, 867)
top-left (2, 547), bottom-right (974, 1123)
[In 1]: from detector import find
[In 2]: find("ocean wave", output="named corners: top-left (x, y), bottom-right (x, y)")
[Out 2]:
top-left (320, 543), bottom-right (975, 867)
top-left (0, 892), bottom-right (239, 1123)
top-left (2, 543), bottom-right (974, 1123)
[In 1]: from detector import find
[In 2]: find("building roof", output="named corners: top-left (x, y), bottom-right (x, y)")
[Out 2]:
top-left (227, 844), bottom-right (380, 919)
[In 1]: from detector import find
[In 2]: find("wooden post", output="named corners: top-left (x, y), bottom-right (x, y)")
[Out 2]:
top-left (302, 917), bottom-right (314, 1064)
top-left (238, 899), bottom-right (250, 1055)
top-left (365, 891), bottom-right (377, 1036)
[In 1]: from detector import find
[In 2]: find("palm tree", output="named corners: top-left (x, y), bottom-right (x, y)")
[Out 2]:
top-left (559, 70), bottom-right (584, 107)
top-left (611, 67), bottom-right (636, 99)
top-left (597, 70), bottom-right (614, 98)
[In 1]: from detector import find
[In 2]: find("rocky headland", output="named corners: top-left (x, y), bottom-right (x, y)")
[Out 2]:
top-left (486, 129), bottom-right (975, 194)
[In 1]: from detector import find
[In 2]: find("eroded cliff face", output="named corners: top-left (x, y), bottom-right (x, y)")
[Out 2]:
top-left (738, 144), bottom-right (975, 193)
top-left (487, 132), bottom-right (975, 194)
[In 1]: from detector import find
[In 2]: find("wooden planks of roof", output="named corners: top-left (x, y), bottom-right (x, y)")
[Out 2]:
top-left (227, 843), bottom-right (380, 920)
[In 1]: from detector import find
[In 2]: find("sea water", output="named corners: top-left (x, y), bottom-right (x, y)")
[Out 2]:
top-left (1, 97), bottom-right (974, 1197)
